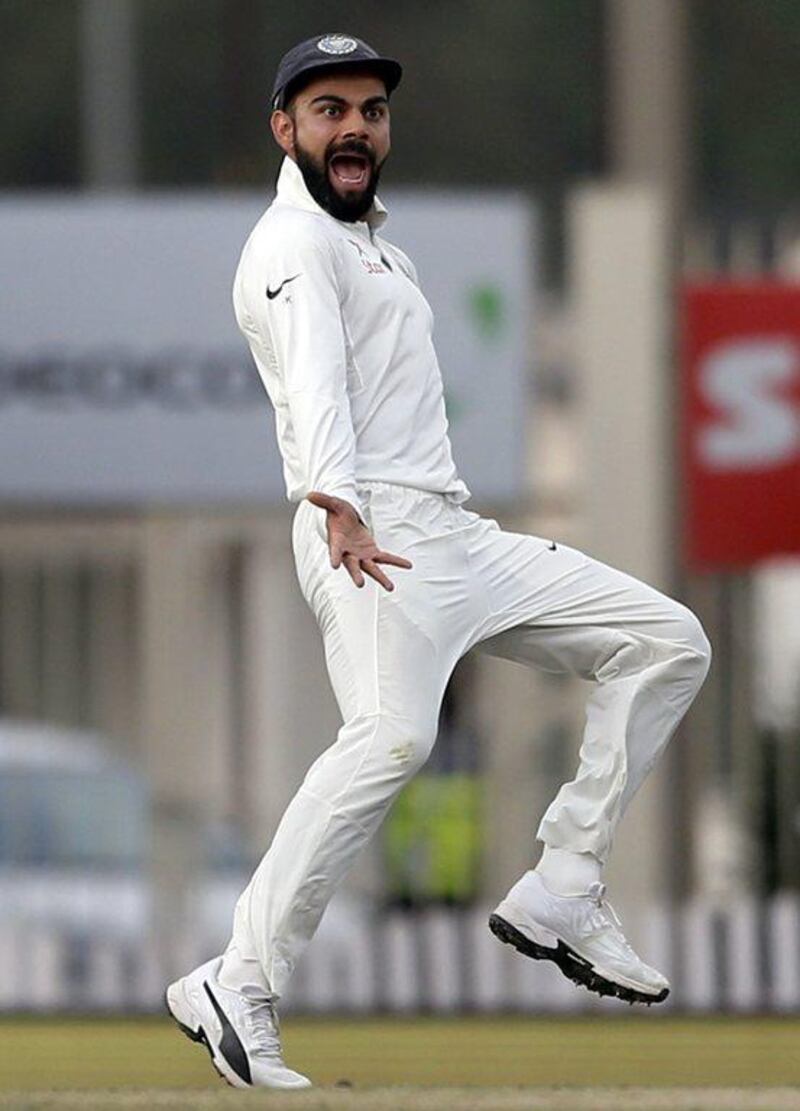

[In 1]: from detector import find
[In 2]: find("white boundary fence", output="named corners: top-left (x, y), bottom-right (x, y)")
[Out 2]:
top-left (2, 893), bottom-right (799, 1014)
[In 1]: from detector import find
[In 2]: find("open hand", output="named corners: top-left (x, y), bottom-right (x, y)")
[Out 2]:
top-left (306, 491), bottom-right (413, 591)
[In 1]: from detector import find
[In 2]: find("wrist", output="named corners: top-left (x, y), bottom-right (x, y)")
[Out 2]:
top-left (323, 483), bottom-right (364, 522)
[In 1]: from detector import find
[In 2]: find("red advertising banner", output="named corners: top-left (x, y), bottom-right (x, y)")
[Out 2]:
top-left (683, 283), bottom-right (800, 569)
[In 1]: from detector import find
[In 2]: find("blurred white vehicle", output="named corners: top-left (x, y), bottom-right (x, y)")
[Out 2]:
top-left (0, 719), bottom-right (368, 1012)
top-left (0, 719), bottom-right (248, 945)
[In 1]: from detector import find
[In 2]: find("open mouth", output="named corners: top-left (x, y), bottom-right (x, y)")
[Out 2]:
top-left (328, 153), bottom-right (371, 190)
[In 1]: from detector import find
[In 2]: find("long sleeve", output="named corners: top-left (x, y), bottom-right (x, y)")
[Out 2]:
top-left (233, 163), bottom-right (470, 512)
top-left (238, 228), bottom-right (363, 518)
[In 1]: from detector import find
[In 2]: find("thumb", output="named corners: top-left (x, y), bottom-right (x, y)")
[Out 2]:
top-left (307, 490), bottom-right (338, 514)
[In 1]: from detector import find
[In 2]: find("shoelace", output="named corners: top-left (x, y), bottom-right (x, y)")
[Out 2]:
top-left (586, 881), bottom-right (636, 953)
top-left (244, 994), bottom-right (283, 1059)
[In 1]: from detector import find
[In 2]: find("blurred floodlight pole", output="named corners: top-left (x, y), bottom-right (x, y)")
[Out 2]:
top-left (572, 1), bottom-right (694, 904)
top-left (607, 0), bottom-right (690, 217)
top-left (604, 0), bottom-right (755, 900)
top-left (80, 0), bottom-right (140, 188)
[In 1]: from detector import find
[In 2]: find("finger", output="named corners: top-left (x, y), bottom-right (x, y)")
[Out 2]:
top-left (330, 541), bottom-right (343, 569)
top-left (307, 490), bottom-right (337, 513)
top-left (343, 552), bottom-right (364, 588)
top-left (363, 560), bottom-right (395, 592)
top-left (373, 551), bottom-right (413, 569)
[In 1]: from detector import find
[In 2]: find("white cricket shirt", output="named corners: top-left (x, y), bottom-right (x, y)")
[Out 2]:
top-left (232, 155), bottom-right (470, 518)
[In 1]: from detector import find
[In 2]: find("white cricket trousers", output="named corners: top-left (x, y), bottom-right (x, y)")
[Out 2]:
top-left (227, 481), bottom-right (710, 996)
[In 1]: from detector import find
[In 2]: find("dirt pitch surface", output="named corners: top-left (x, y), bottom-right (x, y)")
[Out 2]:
top-left (1, 1089), bottom-right (799, 1111)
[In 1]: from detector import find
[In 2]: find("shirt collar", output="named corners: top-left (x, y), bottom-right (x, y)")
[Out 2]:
top-left (275, 155), bottom-right (388, 234)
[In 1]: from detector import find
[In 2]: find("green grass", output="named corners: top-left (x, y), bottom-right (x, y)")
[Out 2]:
top-left (0, 1015), bottom-right (798, 1110)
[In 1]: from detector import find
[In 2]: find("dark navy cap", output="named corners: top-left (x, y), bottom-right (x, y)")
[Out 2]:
top-left (271, 33), bottom-right (402, 110)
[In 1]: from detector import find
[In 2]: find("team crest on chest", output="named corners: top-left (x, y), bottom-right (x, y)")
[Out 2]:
top-left (347, 238), bottom-right (386, 275)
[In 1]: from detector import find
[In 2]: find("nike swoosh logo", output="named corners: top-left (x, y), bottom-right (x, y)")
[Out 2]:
top-left (266, 274), bottom-right (300, 300)
top-left (203, 981), bottom-right (252, 1085)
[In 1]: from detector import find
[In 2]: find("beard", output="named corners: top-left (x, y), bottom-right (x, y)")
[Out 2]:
top-left (294, 134), bottom-right (384, 223)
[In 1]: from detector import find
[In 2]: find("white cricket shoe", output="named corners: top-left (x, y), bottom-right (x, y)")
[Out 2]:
top-left (489, 870), bottom-right (669, 1004)
top-left (165, 956), bottom-right (311, 1089)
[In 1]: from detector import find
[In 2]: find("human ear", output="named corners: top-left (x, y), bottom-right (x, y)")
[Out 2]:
top-left (270, 110), bottom-right (295, 157)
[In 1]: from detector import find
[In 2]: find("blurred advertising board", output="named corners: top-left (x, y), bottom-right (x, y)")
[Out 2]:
top-left (683, 283), bottom-right (800, 568)
top-left (0, 193), bottom-right (533, 507)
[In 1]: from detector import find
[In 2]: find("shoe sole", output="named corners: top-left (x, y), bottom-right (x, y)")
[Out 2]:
top-left (488, 913), bottom-right (669, 1006)
top-left (163, 988), bottom-right (243, 1089)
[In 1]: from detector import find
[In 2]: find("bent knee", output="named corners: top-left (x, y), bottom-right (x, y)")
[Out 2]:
top-left (347, 710), bottom-right (437, 780)
top-left (682, 607), bottom-right (711, 669)
top-left (670, 603), bottom-right (712, 682)
top-left (385, 735), bottom-right (435, 776)
top-left (383, 717), bottom-right (437, 776)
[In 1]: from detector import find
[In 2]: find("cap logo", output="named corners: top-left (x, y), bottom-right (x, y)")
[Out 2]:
top-left (317, 34), bottom-right (358, 55)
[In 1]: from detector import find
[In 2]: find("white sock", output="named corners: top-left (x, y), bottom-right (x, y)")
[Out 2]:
top-left (218, 943), bottom-right (271, 995)
top-left (535, 846), bottom-right (602, 896)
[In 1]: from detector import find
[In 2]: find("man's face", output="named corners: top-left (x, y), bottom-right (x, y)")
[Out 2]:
top-left (271, 70), bottom-right (391, 223)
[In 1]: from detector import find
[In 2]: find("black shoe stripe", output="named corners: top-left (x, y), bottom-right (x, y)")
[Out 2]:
top-left (203, 980), bottom-right (253, 1085)
top-left (488, 913), bottom-right (669, 1006)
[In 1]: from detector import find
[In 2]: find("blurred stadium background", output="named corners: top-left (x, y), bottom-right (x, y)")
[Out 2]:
top-left (2, 0), bottom-right (800, 1099)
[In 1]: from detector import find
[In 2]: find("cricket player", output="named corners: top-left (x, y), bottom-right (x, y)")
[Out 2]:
top-left (166, 33), bottom-right (711, 1089)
